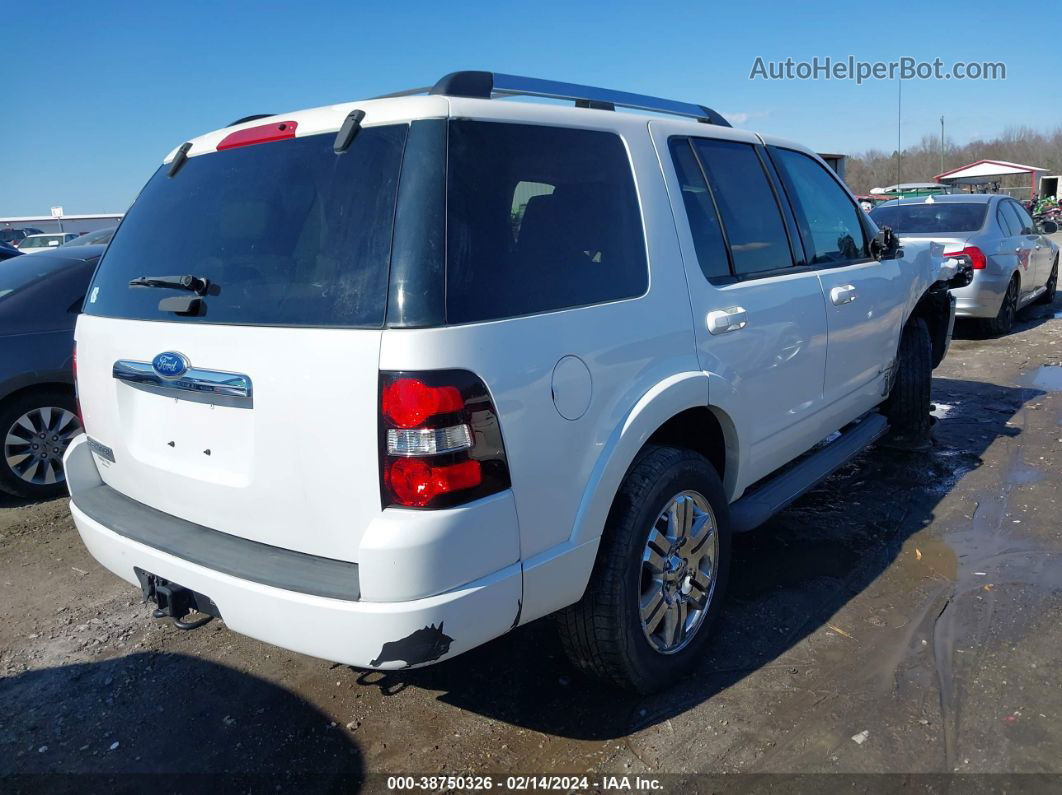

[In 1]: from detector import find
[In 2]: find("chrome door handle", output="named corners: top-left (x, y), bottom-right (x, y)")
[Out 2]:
top-left (1016, 247), bottom-right (1022, 254)
top-left (706, 307), bottom-right (748, 335)
top-left (830, 284), bottom-right (857, 305)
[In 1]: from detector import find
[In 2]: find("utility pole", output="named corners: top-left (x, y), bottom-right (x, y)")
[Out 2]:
top-left (940, 115), bottom-right (945, 175)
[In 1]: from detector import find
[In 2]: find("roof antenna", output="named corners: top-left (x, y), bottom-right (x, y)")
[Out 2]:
top-left (334, 109), bottom-right (366, 154)
top-left (167, 142), bottom-right (192, 178)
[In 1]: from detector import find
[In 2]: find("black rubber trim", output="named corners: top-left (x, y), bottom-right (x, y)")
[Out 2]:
top-left (385, 118), bottom-right (447, 327)
top-left (73, 483), bottom-right (360, 601)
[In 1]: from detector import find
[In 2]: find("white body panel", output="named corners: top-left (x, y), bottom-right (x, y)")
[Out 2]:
top-left (816, 260), bottom-right (905, 418)
top-left (75, 315), bottom-right (383, 562)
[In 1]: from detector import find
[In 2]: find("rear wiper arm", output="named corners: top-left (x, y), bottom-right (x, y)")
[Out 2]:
top-left (129, 274), bottom-right (211, 295)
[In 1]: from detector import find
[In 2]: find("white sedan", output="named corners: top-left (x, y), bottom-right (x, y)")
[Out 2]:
top-left (18, 233), bottom-right (80, 253)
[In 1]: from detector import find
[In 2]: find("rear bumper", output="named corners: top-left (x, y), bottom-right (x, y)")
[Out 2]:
top-left (951, 270), bottom-right (1011, 318)
top-left (63, 435), bottom-right (522, 669)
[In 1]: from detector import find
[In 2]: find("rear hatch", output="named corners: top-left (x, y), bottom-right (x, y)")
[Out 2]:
top-left (75, 120), bottom-right (409, 562)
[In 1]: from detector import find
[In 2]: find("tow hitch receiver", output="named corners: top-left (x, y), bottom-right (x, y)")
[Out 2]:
top-left (135, 567), bottom-right (221, 630)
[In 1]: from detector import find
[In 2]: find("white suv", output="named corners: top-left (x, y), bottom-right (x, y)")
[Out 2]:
top-left (65, 72), bottom-right (960, 692)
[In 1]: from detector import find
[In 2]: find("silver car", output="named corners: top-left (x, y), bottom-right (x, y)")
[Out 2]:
top-left (871, 194), bottom-right (1059, 335)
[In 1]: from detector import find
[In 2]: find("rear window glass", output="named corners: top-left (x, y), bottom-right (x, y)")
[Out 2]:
top-left (869, 203), bottom-right (988, 234)
top-left (84, 125), bottom-right (407, 327)
top-left (445, 120), bottom-right (647, 324)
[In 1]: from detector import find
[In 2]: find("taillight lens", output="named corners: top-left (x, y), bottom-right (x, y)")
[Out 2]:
top-left (382, 378), bottom-right (464, 428)
top-left (379, 371), bottom-right (510, 509)
top-left (385, 458), bottom-right (482, 508)
top-left (944, 245), bottom-right (987, 270)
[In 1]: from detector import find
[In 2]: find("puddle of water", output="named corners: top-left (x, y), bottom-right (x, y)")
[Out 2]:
top-left (901, 536), bottom-right (958, 581)
top-left (1028, 365), bottom-right (1062, 392)
top-left (1007, 463), bottom-right (1044, 486)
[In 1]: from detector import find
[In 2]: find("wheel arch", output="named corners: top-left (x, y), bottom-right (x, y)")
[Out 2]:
top-left (519, 372), bottom-right (741, 626)
top-left (0, 380), bottom-right (76, 411)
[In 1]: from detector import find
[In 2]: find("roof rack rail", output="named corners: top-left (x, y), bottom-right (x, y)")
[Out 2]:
top-left (374, 71), bottom-right (731, 126)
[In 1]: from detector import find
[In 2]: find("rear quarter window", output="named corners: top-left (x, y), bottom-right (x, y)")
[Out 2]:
top-left (445, 121), bottom-right (648, 324)
top-left (83, 125), bottom-right (407, 327)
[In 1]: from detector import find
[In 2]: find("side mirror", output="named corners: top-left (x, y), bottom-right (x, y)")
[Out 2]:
top-left (870, 225), bottom-right (900, 261)
top-left (1039, 219), bottom-right (1059, 235)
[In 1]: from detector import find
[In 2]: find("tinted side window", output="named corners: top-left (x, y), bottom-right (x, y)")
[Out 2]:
top-left (996, 205), bottom-right (1015, 236)
top-left (1009, 201), bottom-right (1035, 234)
top-left (691, 139), bottom-right (792, 275)
top-left (1001, 201), bottom-right (1026, 236)
top-left (668, 138), bottom-right (730, 280)
top-left (446, 121), bottom-right (647, 324)
top-left (772, 148), bottom-right (868, 264)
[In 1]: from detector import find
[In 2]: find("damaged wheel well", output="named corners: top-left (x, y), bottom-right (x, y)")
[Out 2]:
top-left (909, 288), bottom-right (953, 369)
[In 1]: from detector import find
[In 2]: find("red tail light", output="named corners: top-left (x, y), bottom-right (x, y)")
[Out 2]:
top-left (379, 371), bottom-right (510, 509)
top-left (944, 245), bottom-right (987, 270)
top-left (382, 378), bottom-right (464, 429)
top-left (385, 458), bottom-right (483, 508)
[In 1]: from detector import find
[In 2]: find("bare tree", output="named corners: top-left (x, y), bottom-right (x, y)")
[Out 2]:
top-left (845, 125), bottom-right (1062, 196)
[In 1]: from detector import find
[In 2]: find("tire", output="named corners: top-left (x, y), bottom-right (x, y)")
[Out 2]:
top-left (0, 389), bottom-right (82, 500)
top-left (881, 317), bottom-right (932, 449)
top-left (556, 445), bottom-right (731, 693)
top-left (1036, 258), bottom-right (1058, 305)
top-left (981, 276), bottom-right (1019, 336)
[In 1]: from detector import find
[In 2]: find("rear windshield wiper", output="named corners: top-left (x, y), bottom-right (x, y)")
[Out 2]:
top-left (129, 274), bottom-right (211, 296)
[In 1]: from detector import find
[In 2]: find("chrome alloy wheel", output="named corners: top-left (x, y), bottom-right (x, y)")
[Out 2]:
top-left (639, 490), bottom-right (718, 654)
top-left (4, 406), bottom-right (81, 486)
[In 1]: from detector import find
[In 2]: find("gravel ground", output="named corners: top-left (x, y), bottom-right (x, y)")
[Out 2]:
top-left (3, 283), bottom-right (1062, 790)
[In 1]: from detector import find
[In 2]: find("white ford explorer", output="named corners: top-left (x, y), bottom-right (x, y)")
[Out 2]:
top-left (65, 71), bottom-right (962, 692)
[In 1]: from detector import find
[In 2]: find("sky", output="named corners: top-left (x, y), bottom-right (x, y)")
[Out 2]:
top-left (3, 0), bottom-right (1059, 216)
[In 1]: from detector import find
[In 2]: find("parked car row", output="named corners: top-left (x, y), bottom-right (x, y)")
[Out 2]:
top-left (0, 227), bottom-right (116, 261)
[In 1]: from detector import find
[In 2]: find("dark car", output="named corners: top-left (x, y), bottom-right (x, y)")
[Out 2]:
top-left (0, 227), bottom-right (44, 248)
top-left (0, 245), bottom-right (103, 498)
top-left (63, 226), bottom-right (117, 247)
top-left (0, 241), bottom-right (22, 260)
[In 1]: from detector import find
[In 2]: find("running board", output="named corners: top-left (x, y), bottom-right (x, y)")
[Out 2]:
top-left (729, 413), bottom-right (888, 533)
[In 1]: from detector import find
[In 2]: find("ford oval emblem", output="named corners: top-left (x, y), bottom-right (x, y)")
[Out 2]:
top-left (152, 351), bottom-right (189, 379)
